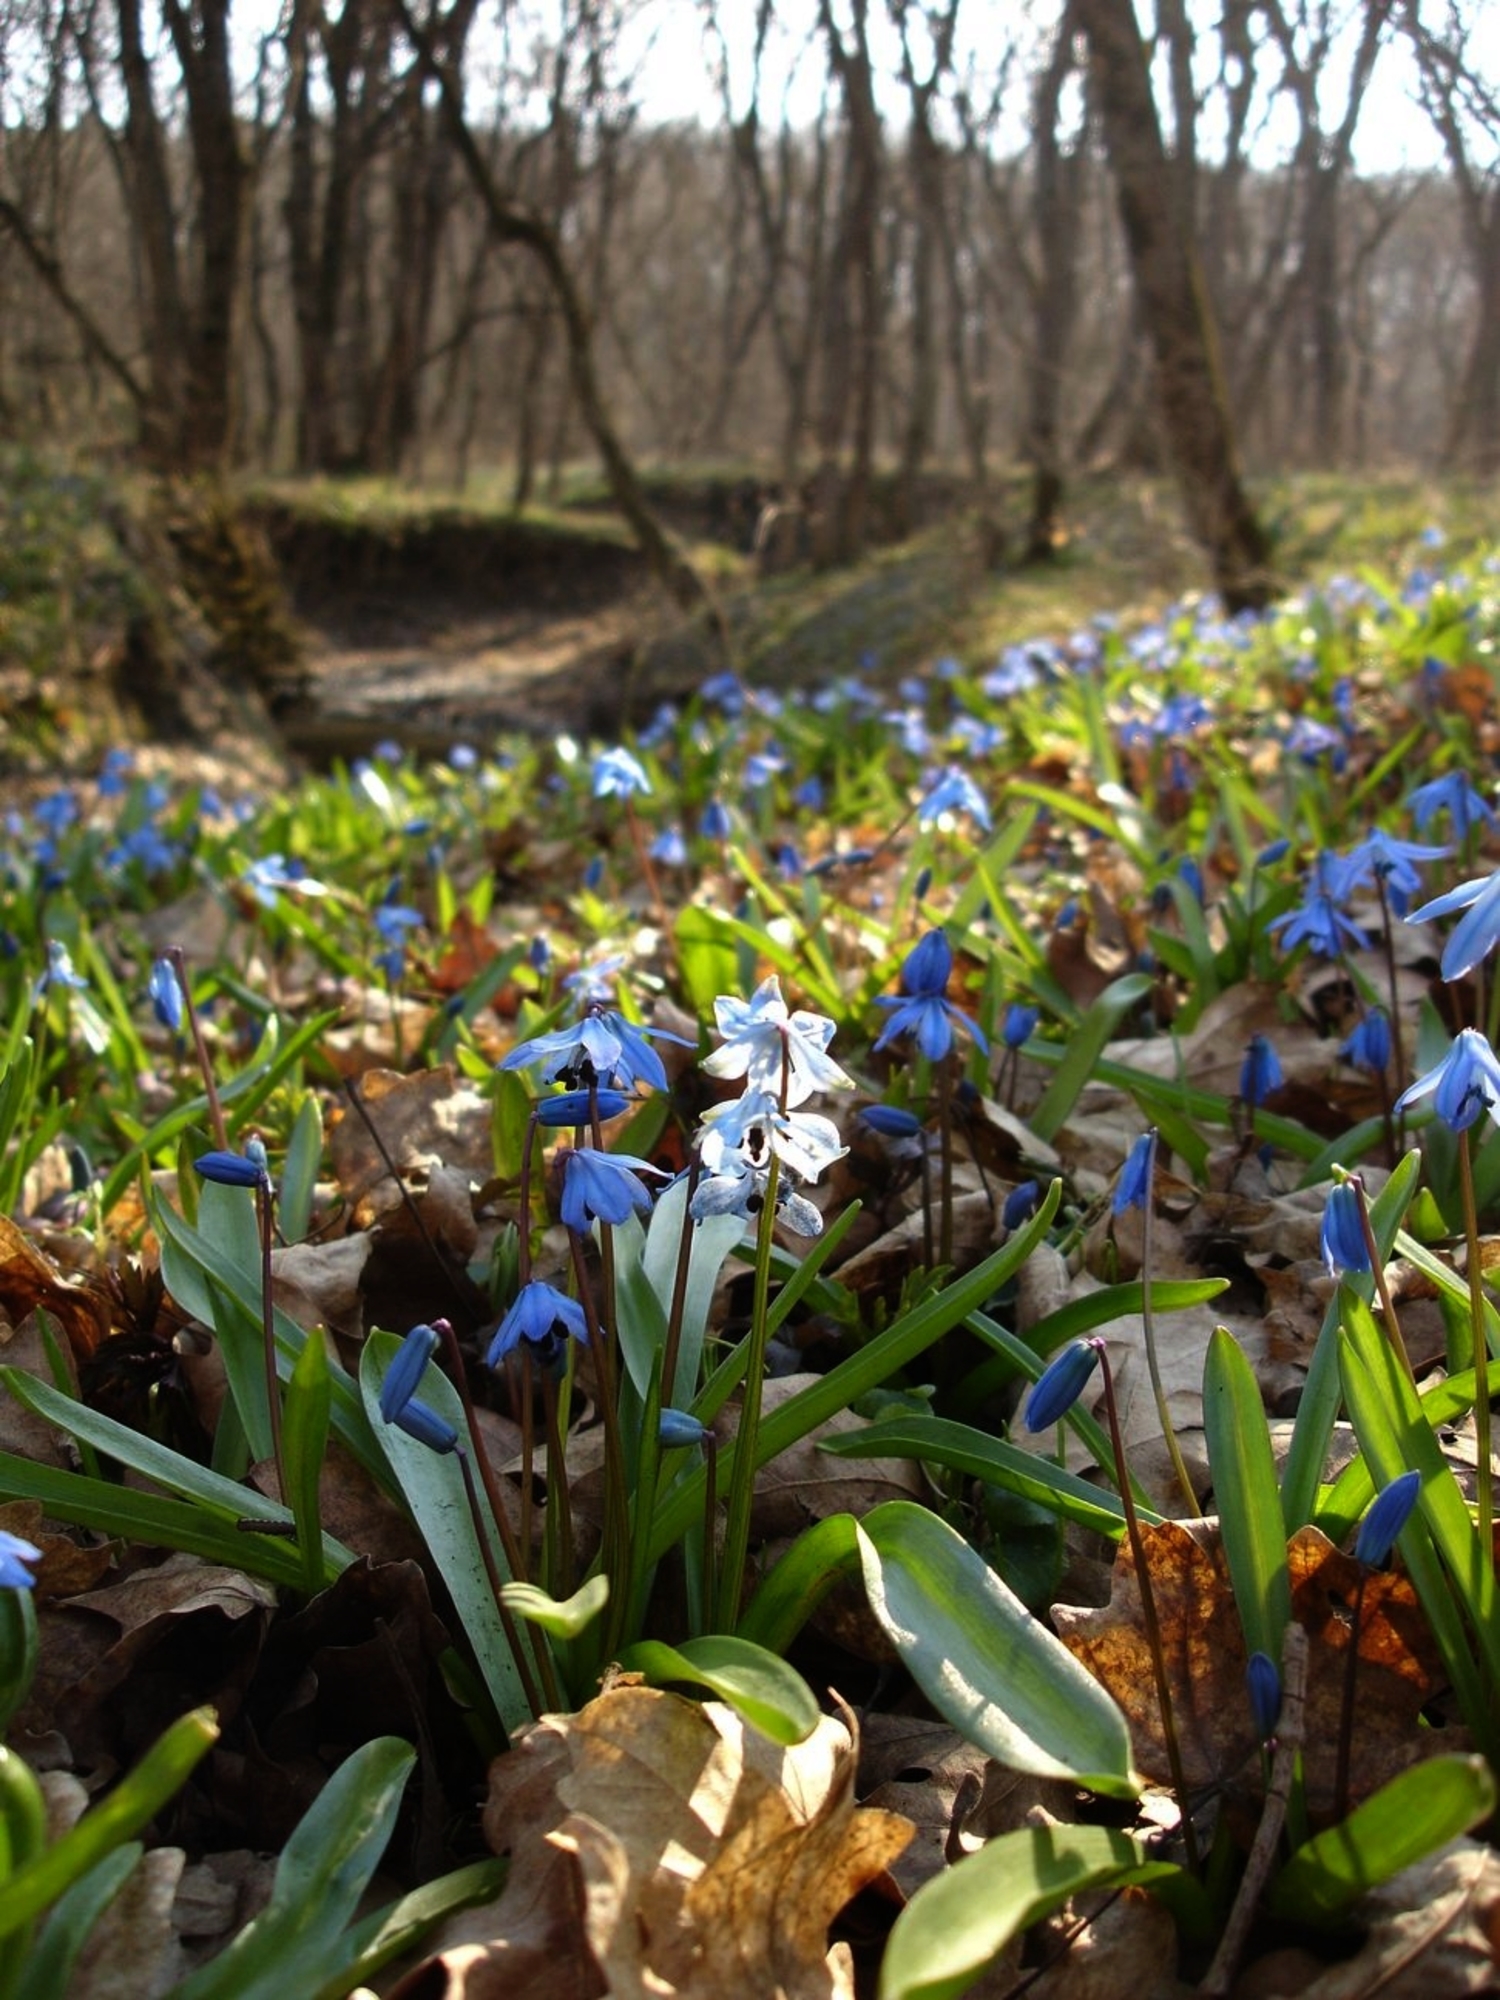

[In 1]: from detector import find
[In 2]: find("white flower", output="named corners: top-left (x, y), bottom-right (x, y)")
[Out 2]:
top-left (698, 1089), bottom-right (847, 1184)
top-left (701, 976), bottom-right (853, 1107)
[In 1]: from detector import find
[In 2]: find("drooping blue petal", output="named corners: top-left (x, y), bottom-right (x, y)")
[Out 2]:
top-left (1320, 1182), bottom-right (1371, 1279)
top-left (379, 1322), bottom-right (442, 1422)
top-left (1023, 1341), bottom-right (1101, 1432)
top-left (1355, 1470), bottom-right (1422, 1568)
top-left (1113, 1131), bottom-right (1157, 1215)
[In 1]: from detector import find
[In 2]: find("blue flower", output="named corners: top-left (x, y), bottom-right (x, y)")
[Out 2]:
top-left (1002, 1002), bottom-right (1039, 1050)
top-left (1113, 1131), bottom-right (1157, 1215)
top-left (1396, 1027), bottom-right (1500, 1134)
top-left (1320, 1182), bottom-right (1371, 1279)
top-left (1407, 870), bottom-right (1500, 982)
top-left (916, 767), bottom-right (992, 833)
top-left (1340, 1011), bottom-right (1391, 1074)
top-left (560, 1147), bottom-right (664, 1231)
top-left (0, 1527), bottom-right (41, 1590)
top-left (701, 799), bottom-right (734, 841)
top-left (534, 1087), bottom-right (632, 1127)
top-left (1355, 1470), bottom-right (1421, 1567)
top-left (658, 1409), bottom-right (709, 1449)
top-left (1408, 772), bottom-right (1496, 843)
top-left (1269, 853), bottom-right (1369, 957)
top-left (487, 1281), bottom-right (588, 1368)
top-left (1023, 1340), bottom-right (1101, 1431)
top-left (33, 940), bottom-right (87, 1002)
top-left (148, 957), bottom-right (183, 1032)
top-left (859, 1104), bottom-right (924, 1139)
top-left (649, 826), bottom-right (688, 867)
top-left (388, 1397), bottom-right (459, 1453)
top-left (448, 742), bottom-right (479, 771)
top-left (592, 747), bottom-right (652, 798)
top-left (1245, 1652), bottom-right (1282, 1741)
top-left (1337, 830), bottom-right (1448, 918)
top-left (500, 1009), bottom-right (686, 1095)
top-left (194, 1149), bottom-right (271, 1189)
top-left (379, 1322), bottom-right (442, 1422)
top-left (873, 931), bottom-right (988, 1062)
top-left (1240, 1035), bottom-right (1283, 1108)
top-left (1003, 1180), bottom-right (1040, 1230)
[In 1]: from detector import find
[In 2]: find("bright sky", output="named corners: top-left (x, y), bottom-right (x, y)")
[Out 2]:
top-left (616, 0), bottom-right (1492, 178)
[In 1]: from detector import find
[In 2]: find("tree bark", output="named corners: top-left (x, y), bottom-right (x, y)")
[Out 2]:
top-left (1074, 0), bottom-right (1272, 610)
top-left (392, 0), bottom-right (712, 619)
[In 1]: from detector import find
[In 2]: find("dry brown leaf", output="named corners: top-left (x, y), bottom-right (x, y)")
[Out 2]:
top-left (0, 1217), bottom-right (114, 1360)
top-left (1232, 1839), bottom-right (1500, 1999)
top-left (1053, 1521), bottom-right (1461, 1812)
top-left (327, 1066), bottom-right (494, 1197)
top-left (394, 1686), bottom-right (911, 2000)
top-left (1026, 1878), bottom-right (1188, 2000)
top-left (727, 1373), bottom-right (925, 1539)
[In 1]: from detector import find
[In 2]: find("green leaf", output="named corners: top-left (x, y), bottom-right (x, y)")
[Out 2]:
top-left (857, 1501), bottom-right (1137, 1796)
top-left (501, 1575), bottom-right (609, 1639)
top-left (283, 1326), bottom-right (332, 1597)
top-left (616, 1635), bottom-right (820, 1745)
top-left (0, 1370), bottom-right (351, 1586)
top-left (0, 1583), bottom-right (38, 1739)
top-left (0, 1708), bottom-right (218, 1942)
top-left (305, 1858), bottom-right (508, 2000)
top-left (735, 1515), bottom-right (862, 1656)
top-left (647, 1187), bottom-right (1063, 1567)
top-left (20, 1846), bottom-right (142, 2000)
top-left (820, 1418), bottom-right (1150, 1538)
top-left (1028, 975), bottom-right (1156, 1143)
top-left (1203, 1326), bottom-right (1292, 1665)
top-left (1269, 1755), bottom-right (1496, 1926)
top-left (174, 1738), bottom-right (416, 2000)
top-left (278, 1095), bottom-right (324, 1246)
top-left (879, 1824), bottom-right (1189, 2000)
top-left (357, 1333), bottom-right (534, 1734)
top-left (1281, 1150), bottom-right (1422, 1532)
top-left (640, 1174), bottom-right (745, 1406)
top-left (152, 1190), bottom-right (385, 1486)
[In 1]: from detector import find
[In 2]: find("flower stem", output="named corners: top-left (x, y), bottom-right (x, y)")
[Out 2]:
top-left (1139, 1186), bottom-right (1199, 1518)
top-left (716, 1152), bottom-right (781, 1631)
top-left (1457, 1131), bottom-right (1494, 1552)
top-left (1096, 1341), bottom-right (1200, 1870)
top-left (168, 946), bottom-right (227, 1151)
top-left (254, 1178), bottom-right (286, 1503)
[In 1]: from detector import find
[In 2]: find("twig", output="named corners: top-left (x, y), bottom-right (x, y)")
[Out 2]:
top-left (1198, 1623), bottom-right (1309, 1997)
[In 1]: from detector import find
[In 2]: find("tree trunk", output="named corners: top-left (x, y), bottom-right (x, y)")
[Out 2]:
top-left (392, 0), bottom-right (713, 620)
top-left (1074, 0), bottom-right (1272, 610)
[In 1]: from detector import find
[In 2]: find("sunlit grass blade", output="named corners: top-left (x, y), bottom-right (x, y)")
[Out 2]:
top-left (616, 1636), bottom-right (820, 1745)
top-left (1203, 1326), bottom-right (1292, 1665)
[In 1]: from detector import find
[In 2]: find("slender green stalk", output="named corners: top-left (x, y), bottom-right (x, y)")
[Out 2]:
top-left (168, 945), bottom-right (227, 1151)
top-left (934, 1058), bottom-right (954, 1271)
top-left (1456, 1132), bottom-right (1494, 1551)
top-left (1351, 1175), bottom-right (1415, 1383)
top-left (716, 1152), bottom-right (781, 1631)
top-left (1139, 1180), bottom-right (1199, 1519)
top-left (568, 1229), bottom-right (631, 1653)
top-left (434, 1318), bottom-right (556, 1708)
top-left (454, 1445), bottom-right (548, 1718)
top-left (255, 1177), bottom-right (286, 1501)
top-left (1096, 1342), bottom-right (1200, 1871)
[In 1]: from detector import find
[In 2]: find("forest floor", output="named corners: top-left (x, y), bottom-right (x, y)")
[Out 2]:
top-left (248, 465), bottom-right (1494, 765)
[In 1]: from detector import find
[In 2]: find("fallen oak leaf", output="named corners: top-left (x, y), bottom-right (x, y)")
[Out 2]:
top-left (389, 1684), bottom-right (911, 2000)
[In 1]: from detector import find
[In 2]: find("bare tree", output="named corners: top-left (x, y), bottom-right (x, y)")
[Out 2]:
top-left (1405, 0), bottom-right (1500, 474)
top-left (1073, 0), bottom-right (1272, 607)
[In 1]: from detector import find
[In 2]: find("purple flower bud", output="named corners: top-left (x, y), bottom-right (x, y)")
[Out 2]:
top-left (860, 1104), bottom-right (924, 1138)
top-left (1002, 1002), bottom-right (1039, 1050)
top-left (1320, 1182), bottom-right (1372, 1279)
top-left (1240, 1034), bottom-right (1283, 1109)
top-left (379, 1323), bottom-right (442, 1423)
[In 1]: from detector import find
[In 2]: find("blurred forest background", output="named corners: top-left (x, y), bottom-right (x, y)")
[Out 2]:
top-left (0, 0), bottom-right (1497, 740)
